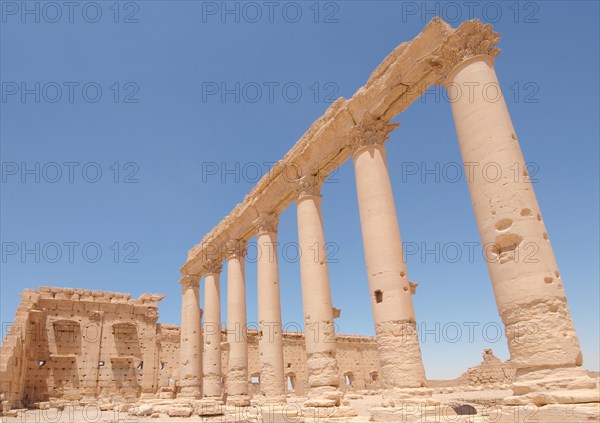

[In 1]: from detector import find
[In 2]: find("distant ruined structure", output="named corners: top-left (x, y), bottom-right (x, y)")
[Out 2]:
top-left (461, 349), bottom-right (516, 388)
top-left (0, 287), bottom-right (383, 410)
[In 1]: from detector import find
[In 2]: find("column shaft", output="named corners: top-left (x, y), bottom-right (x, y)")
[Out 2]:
top-left (256, 215), bottom-right (286, 402)
top-left (296, 186), bottom-right (341, 406)
top-left (178, 275), bottom-right (202, 398)
top-left (203, 261), bottom-right (223, 399)
top-left (447, 55), bottom-right (595, 402)
top-left (352, 126), bottom-right (426, 389)
top-left (226, 241), bottom-right (250, 406)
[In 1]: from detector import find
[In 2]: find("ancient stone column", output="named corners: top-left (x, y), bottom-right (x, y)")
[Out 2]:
top-left (226, 239), bottom-right (251, 406)
top-left (295, 176), bottom-right (342, 407)
top-left (254, 213), bottom-right (286, 402)
top-left (439, 26), bottom-right (598, 404)
top-left (202, 259), bottom-right (223, 400)
top-left (178, 274), bottom-right (203, 398)
top-left (350, 113), bottom-right (427, 395)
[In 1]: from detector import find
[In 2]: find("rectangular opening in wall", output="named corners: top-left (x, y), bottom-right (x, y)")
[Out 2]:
top-left (374, 290), bottom-right (383, 303)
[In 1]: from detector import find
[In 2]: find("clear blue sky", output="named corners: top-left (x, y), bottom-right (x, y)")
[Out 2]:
top-left (1, 1), bottom-right (598, 379)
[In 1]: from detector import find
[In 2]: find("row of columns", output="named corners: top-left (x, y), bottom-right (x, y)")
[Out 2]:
top-left (177, 52), bottom-right (590, 405)
top-left (176, 116), bottom-right (428, 404)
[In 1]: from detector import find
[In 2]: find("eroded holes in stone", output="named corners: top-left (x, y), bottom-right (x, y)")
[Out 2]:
top-left (374, 290), bottom-right (383, 303)
top-left (38, 360), bottom-right (46, 367)
top-left (543, 232), bottom-right (549, 240)
top-left (492, 233), bottom-right (523, 255)
top-left (555, 271), bottom-right (560, 278)
top-left (400, 271), bottom-right (406, 277)
top-left (403, 287), bottom-right (409, 292)
top-left (520, 208), bottom-right (531, 217)
top-left (491, 210), bottom-right (496, 215)
top-left (549, 303), bottom-right (559, 312)
top-left (544, 277), bottom-right (553, 284)
top-left (522, 168), bottom-right (528, 178)
top-left (537, 213), bottom-right (542, 221)
top-left (495, 218), bottom-right (513, 231)
top-left (511, 133), bottom-right (517, 140)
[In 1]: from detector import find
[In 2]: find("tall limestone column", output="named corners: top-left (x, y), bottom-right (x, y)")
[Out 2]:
top-left (202, 259), bottom-right (223, 400)
top-left (438, 23), bottom-right (597, 405)
top-left (225, 239), bottom-right (251, 406)
top-left (254, 213), bottom-right (286, 402)
top-left (178, 274), bottom-right (203, 398)
top-left (295, 176), bottom-right (342, 407)
top-left (350, 113), bottom-right (428, 399)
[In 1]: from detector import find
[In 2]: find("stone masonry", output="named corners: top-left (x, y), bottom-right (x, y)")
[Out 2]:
top-left (0, 287), bottom-right (382, 410)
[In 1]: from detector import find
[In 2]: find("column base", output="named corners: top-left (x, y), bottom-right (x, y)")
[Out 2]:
top-left (226, 394), bottom-right (251, 407)
top-left (177, 377), bottom-right (202, 399)
top-left (176, 391), bottom-right (201, 399)
top-left (504, 366), bottom-right (599, 405)
top-left (381, 387), bottom-right (435, 408)
top-left (304, 386), bottom-right (342, 407)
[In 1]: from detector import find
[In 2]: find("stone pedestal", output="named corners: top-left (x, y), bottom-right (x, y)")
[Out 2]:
top-left (177, 275), bottom-right (202, 398)
top-left (255, 214), bottom-right (286, 403)
top-left (351, 114), bottom-right (427, 390)
top-left (446, 54), bottom-right (598, 405)
top-left (295, 178), bottom-right (342, 407)
top-left (226, 240), bottom-right (251, 407)
top-left (202, 260), bottom-right (223, 399)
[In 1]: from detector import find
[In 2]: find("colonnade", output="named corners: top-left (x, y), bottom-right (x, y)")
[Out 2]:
top-left (178, 21), bottom-right (593, 407)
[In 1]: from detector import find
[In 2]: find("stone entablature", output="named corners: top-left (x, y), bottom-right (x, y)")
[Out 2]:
top-left (180, 19), bottom-right (500, 276)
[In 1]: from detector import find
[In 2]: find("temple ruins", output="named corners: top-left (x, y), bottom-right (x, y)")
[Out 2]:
top-left (177, 17), bottom-right (598, 411)
top-left (1, 17), bottom-right (598, 422)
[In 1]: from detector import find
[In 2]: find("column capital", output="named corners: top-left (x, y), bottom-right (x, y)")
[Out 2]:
top-left (203, 258), bottom-right (223, 276)
top-left (225, 239), bottom-right (247, 260)
top-left (179, 274), bottom-right (200, 289)
top-left (294, 175), bottom-right (323, 200)
top-left (426, 21), bottom-right (500, 86)
top-left (253, 212), bottom-right (279, 235)
top-left (349, 112), bottom-right (399, 154)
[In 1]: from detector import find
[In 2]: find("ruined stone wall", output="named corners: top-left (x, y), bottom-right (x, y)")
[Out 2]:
top-left (459, 349), bottom-right (515, 388)
top-left (0, 289), bottom-right (38, 410)
top-left (428, 349), bottom-right (515, 391)
top-left (227, 330), bottom-right (381, 397)
top-left (156, 324), bottom-right (180, 393)
top-left (0, 287), bottom-right (164, 408)
top-left (1, 288), bottom-right (381, 407)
